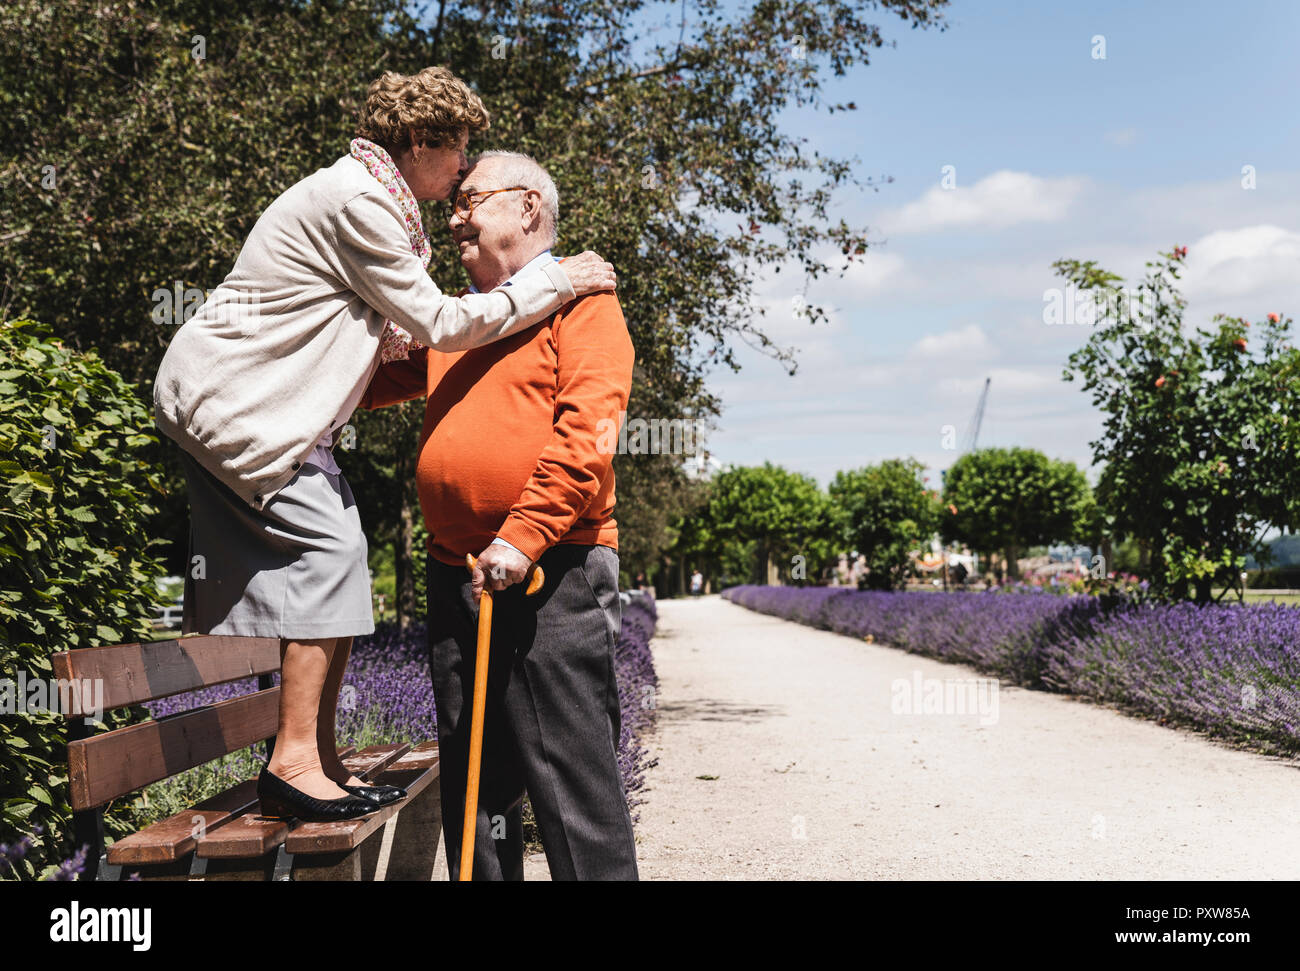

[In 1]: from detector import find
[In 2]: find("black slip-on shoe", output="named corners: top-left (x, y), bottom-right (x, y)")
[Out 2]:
top-left (257, 767), bottom-right (383, 822)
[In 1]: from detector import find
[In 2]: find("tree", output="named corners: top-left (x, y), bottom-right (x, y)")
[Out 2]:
top-left (697, 462), bottom-right (835, 586)
top-left (614, 446), bottom-right (714, 590)
top-left (940, 447), bottom-right (1090, 581)
top-left (829, 458), bottom-right (937, 590)
top-left (1059, 246), bottom-right (1300, 602)
top-left (0, 0), bottom-right (951, 616)
top-left (0, 0), bottom-right (444, 582)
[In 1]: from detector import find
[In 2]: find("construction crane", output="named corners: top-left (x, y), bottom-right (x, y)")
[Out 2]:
top-left (936, 377), bottom-right (990, 587)
top-left (962, 376), bottom-right (991, 453)
top-left (940, 376), bottom-right (992, 486)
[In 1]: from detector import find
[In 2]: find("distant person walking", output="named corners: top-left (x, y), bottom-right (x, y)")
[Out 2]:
top-left (690, 570), bottom-right (704, 596)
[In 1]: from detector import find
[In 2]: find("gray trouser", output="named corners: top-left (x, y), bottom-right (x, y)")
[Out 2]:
top-left (426, 543), bottom-right (639, 881)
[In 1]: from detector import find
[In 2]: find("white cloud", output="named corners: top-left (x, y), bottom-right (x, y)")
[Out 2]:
top-left (938, 367), bottom-right (1061, 397)
top-left (1104, 127), bottom-right (1139, 146)
top-left (831, 250), bottom-right (911, 295)
top-left (755, 295), bottom-right (848, 337)
top-left (1179, 224), bottom-right (1300, 303)
top-left (909, 324), bottom-right (994, 360)
top-left (751, 247), bottom-right (914, 307)
top-left (1122, 173), bottom-right (1300, 237)
top-left (879, 170), bottom-right (1087, 235)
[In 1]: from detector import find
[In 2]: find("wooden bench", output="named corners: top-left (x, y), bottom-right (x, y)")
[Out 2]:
top-left (52, 634), bottom-right (443, 881)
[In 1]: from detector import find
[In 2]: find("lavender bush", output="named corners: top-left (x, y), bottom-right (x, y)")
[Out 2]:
top-left (0, 826), bottom-right (88, 881)
top-left (1041, 600), bottom-right (1300, 750)
top-left (612, 593), bottom-right (659, 817)
top-left (723, 585), bottom-right (1300, 757)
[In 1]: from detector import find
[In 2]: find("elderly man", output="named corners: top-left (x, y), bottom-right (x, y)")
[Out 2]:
top-left (362, 150), bottom-right (638, 880)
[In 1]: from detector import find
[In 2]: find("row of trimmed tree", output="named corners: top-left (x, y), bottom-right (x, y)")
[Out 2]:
top-left (648, 448), bottom-right (1093, 595)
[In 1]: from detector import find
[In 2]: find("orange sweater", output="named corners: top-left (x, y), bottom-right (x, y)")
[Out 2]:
top-left (360, 289), bottom-right (634, 566)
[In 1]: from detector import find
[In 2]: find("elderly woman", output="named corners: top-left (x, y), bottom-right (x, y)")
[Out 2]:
top-left (152, 67), bottom-right (617, 822)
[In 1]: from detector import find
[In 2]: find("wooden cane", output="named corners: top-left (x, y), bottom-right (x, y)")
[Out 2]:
top-left (459, 553), bottom-right (544, 881)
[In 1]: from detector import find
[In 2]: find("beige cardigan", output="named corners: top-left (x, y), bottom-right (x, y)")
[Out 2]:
top-left (153, 154), bottom-right (576, 509)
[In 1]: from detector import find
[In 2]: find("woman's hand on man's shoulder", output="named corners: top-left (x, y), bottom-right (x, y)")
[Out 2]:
top-left (558, 251), bottom-right (618, 296)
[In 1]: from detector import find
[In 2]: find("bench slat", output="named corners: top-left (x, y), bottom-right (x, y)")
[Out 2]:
top-left (197, 812), bottom-right (291, 859)
top-left (194, 743), bottom-right (414, 859)
top-left (103, 745), bottom-right (360, 865)
top-left (385, 739), bottom-right (439, 769)
top-left (67, 688), bottom-right (280, 809)
top-left (340, 742), bottom-right (412, 780)
top-left (52, 636), bottom-right (281, 713)
top-left (107, 780), bottom-right (260, 865)
top-left (286, 746), bottom-right (440, 854)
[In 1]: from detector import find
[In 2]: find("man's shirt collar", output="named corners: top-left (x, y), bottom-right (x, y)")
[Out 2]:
top-left (467, 249), bottom-right (556, 294)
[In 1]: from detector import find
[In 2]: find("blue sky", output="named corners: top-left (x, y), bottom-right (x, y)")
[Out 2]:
top-left (696, 0), bottom-right (1300, 489)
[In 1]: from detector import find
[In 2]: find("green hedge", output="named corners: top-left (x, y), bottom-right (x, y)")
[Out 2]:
top-left (0, 319), bottom-right (165, 879)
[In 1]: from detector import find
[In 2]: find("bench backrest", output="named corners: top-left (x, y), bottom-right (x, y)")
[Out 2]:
top-left (51, 636), bottom-right (281, 811)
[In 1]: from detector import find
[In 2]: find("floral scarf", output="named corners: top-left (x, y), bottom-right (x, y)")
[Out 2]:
top-left (350, 137), bottom-right (430, 363)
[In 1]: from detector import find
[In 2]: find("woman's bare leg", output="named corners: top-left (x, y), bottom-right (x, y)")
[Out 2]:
top-left (317, 636), bottom-right (366, 787)
top-left (266, 637), bottom-right (351, 800)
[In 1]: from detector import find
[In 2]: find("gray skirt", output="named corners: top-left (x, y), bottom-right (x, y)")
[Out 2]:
top-left (178, 450), bottom-right (375, 639)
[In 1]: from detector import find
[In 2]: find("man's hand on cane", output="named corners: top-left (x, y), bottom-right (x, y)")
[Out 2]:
top-left (470, 543), bottom-right (533, 602)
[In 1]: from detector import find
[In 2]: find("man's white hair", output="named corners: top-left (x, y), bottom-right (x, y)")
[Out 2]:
top-left (470, 150), bottom-right (559, 248)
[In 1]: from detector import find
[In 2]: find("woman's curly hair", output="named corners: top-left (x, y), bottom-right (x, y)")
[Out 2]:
top-left (356, 66), bottom-right (490, 153)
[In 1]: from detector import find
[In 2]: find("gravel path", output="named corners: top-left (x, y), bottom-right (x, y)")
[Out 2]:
top-left (624, 594), bottom-right (1300, 880)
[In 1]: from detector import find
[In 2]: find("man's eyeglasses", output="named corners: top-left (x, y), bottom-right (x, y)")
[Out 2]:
top-left (450, 186), bottom-right (528, 219)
